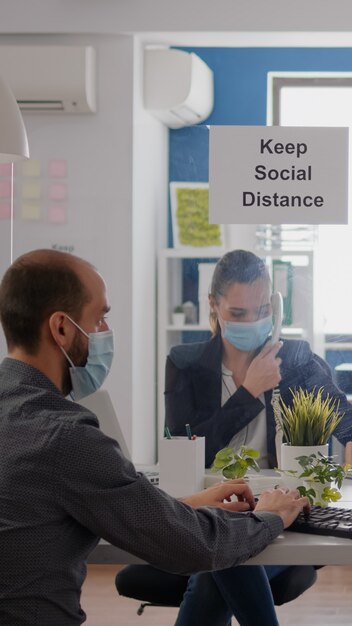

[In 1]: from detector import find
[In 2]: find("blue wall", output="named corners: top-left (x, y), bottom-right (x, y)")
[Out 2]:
top-left (170, 47), bottom-right (352, 184)
top-left (169, 47), bottom-right (352, 352)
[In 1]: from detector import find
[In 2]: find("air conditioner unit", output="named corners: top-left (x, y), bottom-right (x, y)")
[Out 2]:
top-left (0, 45), bottom-right (96, 113)
top-left (144, 48), bottom-right (214, 129)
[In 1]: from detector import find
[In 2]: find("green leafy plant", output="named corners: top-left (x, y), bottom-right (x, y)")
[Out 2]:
top-left (173, 305), bottom-right (184, 313)
top-left (278, 452), bottom-right (352, 505)
top-left (278, 387), bottom-right (344, 446)
top-left (211, 445), bottom-right (260, 479)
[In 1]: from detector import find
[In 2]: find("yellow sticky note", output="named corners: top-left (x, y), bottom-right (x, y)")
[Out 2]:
top-left (21, 160), bottom-right (41, 177)
top-left (22, 181), bottom-right (42, 200)
top-left (21, 202), bottom-right (41, 220)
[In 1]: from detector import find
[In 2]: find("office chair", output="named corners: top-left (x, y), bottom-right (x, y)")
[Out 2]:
top-left (115, 564), bottom-right (317, 615)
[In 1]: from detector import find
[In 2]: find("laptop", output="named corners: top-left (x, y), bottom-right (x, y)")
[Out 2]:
top-left (79, 389), bottom-right (131, 460)
top-left (78, 390), bottom-right (159, 484)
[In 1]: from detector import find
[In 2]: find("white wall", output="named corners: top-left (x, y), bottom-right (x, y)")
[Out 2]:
top-left (0, 32), bottom-right (168, 462)
top-left (1, 0), bottom-right (352, 34)
top-left (131, 38), bottom-right (168, 461)
top-left (0, 1), bottom-right (351, 463)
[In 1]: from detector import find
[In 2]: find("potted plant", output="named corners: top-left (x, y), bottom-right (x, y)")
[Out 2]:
top-left (172, 305), bottom-right (185, 326)
top-left (211, 445), bottom-right (261, 479)
top-left (277, 451), bottom-right (351, 506)
top-left (273, 386), bottom-right (344, 486)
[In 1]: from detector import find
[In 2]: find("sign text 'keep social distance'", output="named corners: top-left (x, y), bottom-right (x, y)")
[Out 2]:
top-left (209, 126), bottom-right (349, 225)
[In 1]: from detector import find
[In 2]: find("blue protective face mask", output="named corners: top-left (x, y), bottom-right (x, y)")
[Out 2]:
top-left (222, 315), bottom-right (272, 352)
top-left (60, 315), bottom-right (114, 401)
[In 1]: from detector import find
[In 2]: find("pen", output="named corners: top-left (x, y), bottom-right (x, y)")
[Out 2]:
top-left (185, 423), bottom-right (192, 440)
top-left (164, 426), bottom-right (172, 439)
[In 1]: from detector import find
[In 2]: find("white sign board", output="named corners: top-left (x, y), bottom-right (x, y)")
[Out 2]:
top-left (209, 126), bottom-right (349, 224)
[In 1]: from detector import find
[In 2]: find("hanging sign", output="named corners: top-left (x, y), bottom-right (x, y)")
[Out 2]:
top-left (209, 126), bottom-right (349, 224)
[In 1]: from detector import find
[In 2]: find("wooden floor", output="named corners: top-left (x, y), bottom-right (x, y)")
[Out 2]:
top-left (82, 564), bottom-right (352, 626)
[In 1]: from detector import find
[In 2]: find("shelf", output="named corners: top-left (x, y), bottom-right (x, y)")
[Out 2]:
top-left (324, 343), bottom-right (352, 351)
top-left (166, 325), bottom-right (304, 334)
top-left (161, 248), bottom-right (223, 259)
top-left (281, 327), bottom-right (304, 335)
top-left (166, 324), bottom-right (210, 331)
top-left (162, 247), bottom-right (313, 260)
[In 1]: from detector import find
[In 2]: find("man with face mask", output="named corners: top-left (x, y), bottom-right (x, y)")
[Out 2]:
top-left (0, 249), bottom-right (308, 626)
top-left (59, 313), bottom-right (114, 401)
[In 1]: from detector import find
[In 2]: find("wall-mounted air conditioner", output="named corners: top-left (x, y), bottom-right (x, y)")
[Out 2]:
top-left (144, 48), bottom-right (214, 129)
top-left (0, 45), bottom-right (96, 113)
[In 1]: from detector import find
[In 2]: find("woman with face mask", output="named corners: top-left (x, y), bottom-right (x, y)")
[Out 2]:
top-left (161, 249), bottom-right (352, 626)
top-left (117, 249), bottom-right (352, 626)
top-left (165, 248), bottom-right (351, 470)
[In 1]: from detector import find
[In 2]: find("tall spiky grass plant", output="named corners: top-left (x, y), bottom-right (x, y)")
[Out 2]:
top-left (279, 387), bottom-right (344, 446)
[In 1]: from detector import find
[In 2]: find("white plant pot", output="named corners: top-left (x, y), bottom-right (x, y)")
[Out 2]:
top-left (172, 312), bottom-right (185, 326)
top-left (280, 443), bottom-right (329, 489)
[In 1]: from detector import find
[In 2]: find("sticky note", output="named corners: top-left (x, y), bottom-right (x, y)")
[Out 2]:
top-left (0, 202), bottom-right (11, 219)
top-left (21, 202), bottom-right (41, 221)
top-left (49, 160), bottom-right (67, 178)
top-left (48, 205), bottom-right (66, 224)
top-left (0, 180), bottom-right (11, 198)
top-left (22, 181), bottom-right (41, 200)
top-left (49, 183), bottom-right (67, 201)
top-left (21, 160), bottom-right (41, 177)
top-left (0, 163), bottom-right (12, 177)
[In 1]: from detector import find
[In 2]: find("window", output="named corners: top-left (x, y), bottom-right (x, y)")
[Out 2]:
top-left (270, 73), bottom-right (352, 335)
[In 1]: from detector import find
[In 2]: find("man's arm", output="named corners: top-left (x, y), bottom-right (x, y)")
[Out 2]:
top-left (57, 419), bottom-right (286, 575)
top-left (183, 478), bottom-right (309, 530)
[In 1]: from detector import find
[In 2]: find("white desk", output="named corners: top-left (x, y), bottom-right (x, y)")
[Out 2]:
top-left (247, 478), bottom-right (352, 565)
top-left (107, 471), bottom-right (352, 566)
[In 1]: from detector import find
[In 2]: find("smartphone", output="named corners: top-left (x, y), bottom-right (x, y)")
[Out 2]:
top-left (270, 292), bottom-right (283, 344)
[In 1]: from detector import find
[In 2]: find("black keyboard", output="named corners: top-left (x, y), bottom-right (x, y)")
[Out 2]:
top-left (287, 506), bottom-right (352, 539)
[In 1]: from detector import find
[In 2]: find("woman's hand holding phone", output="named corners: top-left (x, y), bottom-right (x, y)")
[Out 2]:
top-left (243, 342), bottom-right (283, 398)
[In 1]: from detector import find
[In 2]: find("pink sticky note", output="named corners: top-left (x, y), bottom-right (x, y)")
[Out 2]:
top-left (49, 183), bottom-right (67, 201)
top-left (0, 163), bottom-right (12, 177)
top-left (0, 202), bottom-right (11, 219)
top-left (0, 180), bottom-right (11, 198)
top-left (48, 205), bottom-right (66, 224)
top-left (48, 160), bottom-right (67, 178)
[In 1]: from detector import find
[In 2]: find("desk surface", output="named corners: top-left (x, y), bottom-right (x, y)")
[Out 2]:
top-left (117, 469), bottom-right (352, 566)
top-left (247, 477), bottom-right (352, 565)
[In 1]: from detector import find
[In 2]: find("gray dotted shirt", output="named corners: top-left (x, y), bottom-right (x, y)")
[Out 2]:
top-left (0, 358), bottom-right (283, 625)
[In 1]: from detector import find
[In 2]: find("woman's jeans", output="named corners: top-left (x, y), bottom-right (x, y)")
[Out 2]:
top-left (174, 565), bottom-right (288, 626)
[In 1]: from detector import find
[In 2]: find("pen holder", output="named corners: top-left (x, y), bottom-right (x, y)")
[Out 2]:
top-left (159, 436), bottom-right (205, 498)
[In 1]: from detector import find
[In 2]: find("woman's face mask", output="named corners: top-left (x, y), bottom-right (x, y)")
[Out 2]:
top-left (60, 315), bottom-right (114, 400)
top-left (222, 316), bottom-right (272, 352)
top-left (214, 279), bottom-right (272, 352)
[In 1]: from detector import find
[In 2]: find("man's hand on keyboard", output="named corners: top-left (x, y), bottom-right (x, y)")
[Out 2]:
top-left (181, 479), bottom-right (255, 512)
top-left (254, 488), bottom-right (309, 528)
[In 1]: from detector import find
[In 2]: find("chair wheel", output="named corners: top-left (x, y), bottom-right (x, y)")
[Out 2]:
top-left (137, 604), bottom-right (144, 615)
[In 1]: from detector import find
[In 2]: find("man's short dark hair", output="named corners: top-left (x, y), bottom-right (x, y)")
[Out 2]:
top-left (0, 250), bottom-right (92, 354)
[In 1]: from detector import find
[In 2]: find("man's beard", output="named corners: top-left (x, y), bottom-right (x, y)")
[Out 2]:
top-left (62, 332), bottom-right (88, 397)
